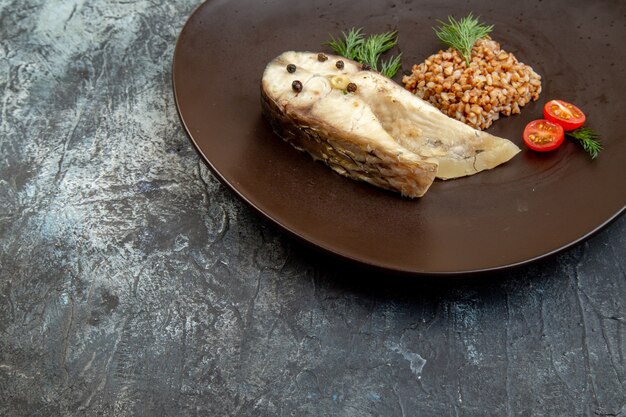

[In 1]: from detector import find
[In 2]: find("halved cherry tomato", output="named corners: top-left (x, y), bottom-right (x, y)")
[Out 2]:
top-left (523, 119), bottom-right (564, 152)
top-left (543, 99), bottom-right (586, 131)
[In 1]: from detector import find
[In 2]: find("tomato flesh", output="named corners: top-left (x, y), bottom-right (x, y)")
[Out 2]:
top-left (543, 99), bottom-right (586, 131)
top-left (523, 119), bottom-right (564, 152)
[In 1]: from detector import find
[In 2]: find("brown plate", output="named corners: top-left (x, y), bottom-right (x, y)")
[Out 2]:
top-left (173, 0), bottom-right (626, 275)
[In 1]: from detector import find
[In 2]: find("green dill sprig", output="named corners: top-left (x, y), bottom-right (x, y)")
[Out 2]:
top-left (566, 127), bottom-right (602, 159)
top-left (355, 31), bottom-right (398, 70)
top-left (325, 28), bottom-right (365, 60)
top-left (433, 13), bottom-right (494, 66)
top-left (324, 28), bottom-right (402, 78)
top-left (379, 53), bottom-right (403, 79)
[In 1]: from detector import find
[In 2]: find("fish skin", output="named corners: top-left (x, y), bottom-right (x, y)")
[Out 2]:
top-left (261, 51), bottom-right (520, 198)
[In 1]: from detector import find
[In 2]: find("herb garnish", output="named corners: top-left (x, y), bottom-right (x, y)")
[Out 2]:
top-left (324, 28), bottom-right (403, 78)
top-left (325, 28), bottom-right (364, 60)
top-left (433, 13), bottom-right (493, 66)
top-left (566, 127), bottom-right (602, 159)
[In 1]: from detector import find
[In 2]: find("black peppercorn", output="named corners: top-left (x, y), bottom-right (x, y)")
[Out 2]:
top-left (286, 64), bottom-right (296, 73)
top-left (336, 60), bottom-right (344, 69)
top-left (361, 63), bottom-right (371, 71)
top-left (346, 83), bottom-right (357, 93)
top-left (291, 80), bottom-right (302, 92)
top-left (317, 53), bottom-right (328, 62)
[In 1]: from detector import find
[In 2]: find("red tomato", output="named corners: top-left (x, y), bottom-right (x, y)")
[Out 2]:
top-left (543, 100), bottom-right (586, 131)
top-left (523, 119), bottom-right (564, 152)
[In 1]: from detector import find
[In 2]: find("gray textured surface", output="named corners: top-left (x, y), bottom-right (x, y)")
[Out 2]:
top-left (1, 1), bottom-right (625, 416)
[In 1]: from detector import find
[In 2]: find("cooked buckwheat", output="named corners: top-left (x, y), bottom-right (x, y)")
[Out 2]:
top-left (402, 38), bottom-right (542, 130)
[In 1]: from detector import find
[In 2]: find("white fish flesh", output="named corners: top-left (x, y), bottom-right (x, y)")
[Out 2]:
top-left (261, 51), bottom-right (520, 198)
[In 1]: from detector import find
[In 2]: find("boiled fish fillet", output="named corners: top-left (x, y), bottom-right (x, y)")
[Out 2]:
top-left (261, 51), bottom-right (520, 198)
